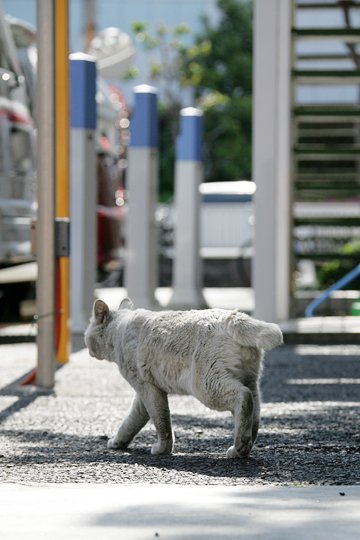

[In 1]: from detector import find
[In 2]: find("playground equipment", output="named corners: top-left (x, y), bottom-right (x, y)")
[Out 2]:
top-left (305, 263), bottom-right (360, 318)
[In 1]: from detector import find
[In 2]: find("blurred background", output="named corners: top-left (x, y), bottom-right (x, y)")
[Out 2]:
top-left (0, 0), bottom-right (359, 323)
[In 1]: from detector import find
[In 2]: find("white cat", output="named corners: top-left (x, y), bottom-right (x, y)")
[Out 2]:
top-left (85, 297), bottom-right (283, 458)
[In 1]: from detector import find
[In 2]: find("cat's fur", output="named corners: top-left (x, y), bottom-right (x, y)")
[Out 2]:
top-left (85, 297), bottom-right (283, 458)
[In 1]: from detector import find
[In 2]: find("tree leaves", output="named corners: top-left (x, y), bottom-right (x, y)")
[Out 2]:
top-left (129, 1), bottom-right (253, 194)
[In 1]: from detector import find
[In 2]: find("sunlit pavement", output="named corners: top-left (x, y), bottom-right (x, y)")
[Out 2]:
top-left (0, 484), bottom-right (359, 539)
top-left (0, 296), bottom-right (359, 539)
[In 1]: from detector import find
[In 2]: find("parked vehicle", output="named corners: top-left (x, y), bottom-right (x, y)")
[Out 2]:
top-left (0, 11), bottom-right (36, 268)
top-left (157, 180), bottom-right (255, 287)
top-left (0, 13), bottom-right (129, 320)
top-left (94, 80), bottom-right (128, 279)
top-left (2, 15), bottom-right (128, 268)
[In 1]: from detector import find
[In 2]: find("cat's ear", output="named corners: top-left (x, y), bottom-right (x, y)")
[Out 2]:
top-left (119, 297), bottom-right (134, 310)
top-left (93, 299), bottom-right (110, 324)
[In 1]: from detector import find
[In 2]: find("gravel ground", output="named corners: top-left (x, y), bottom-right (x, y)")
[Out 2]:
top-left (0, 343), bottom-right (359, 485)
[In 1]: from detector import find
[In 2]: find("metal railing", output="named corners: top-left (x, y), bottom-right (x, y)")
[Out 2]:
top-left (305, 263), bottom-right (360, 317)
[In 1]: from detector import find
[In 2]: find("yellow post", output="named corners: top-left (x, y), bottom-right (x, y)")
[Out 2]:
top-left (55, 0), bottom-right (70, 363)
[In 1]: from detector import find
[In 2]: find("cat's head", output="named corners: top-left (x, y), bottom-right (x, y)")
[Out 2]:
top-left (84, 297), bottom-right (134, 360)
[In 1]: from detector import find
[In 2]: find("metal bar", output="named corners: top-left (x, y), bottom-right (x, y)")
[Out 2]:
top-left (55, 0), bottom-right (70, 363)
top-left (253, 0), bottom-right (293, 323)
top-left (125, 85), bottom-right (159, 309)
top-left (36, 0), bottom-right (56, 388)
top-left (297, 2), bottom-right (360, 8)
top-left (292, 28), bottom-right (360, 41)
top-left (69, 54), bottom-right (97, 336)
top-left (169, 108), bottom-right (207, 310)
top-left (297, 53), bottom-right (355, 61)
top-left (293, 69), bottom-right (360, 84)
top-left (305, 264), bottom-right (360, 317)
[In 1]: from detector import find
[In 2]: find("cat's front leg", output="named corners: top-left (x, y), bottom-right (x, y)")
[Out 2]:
top-left (107, 393), bottom-right (150, 450)
top-left (151, 427), bottom-right (175, 455)
top-left (107, 437), bottom-right (128, 450)
top-left (140, 383), bottom-right (174, 455)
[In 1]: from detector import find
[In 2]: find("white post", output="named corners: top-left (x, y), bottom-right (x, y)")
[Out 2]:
top-left (253, 0), bottom-right (293, 323)
top-left (36, 0), bottom-right (56, 388)
top-left (70, 53), bottom-right (97, 336)
top-left (169, 107), bottom-right (207, 309)
top-left (125, 85), bottom-right (159, 309)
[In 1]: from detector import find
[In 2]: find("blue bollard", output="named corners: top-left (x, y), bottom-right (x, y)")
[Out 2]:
top-left (125, 85), bottom-right (160, 308)
top-left (169, 107), bottom-right (207, 309)
top-left (70, 53), bottom-right (97, 334)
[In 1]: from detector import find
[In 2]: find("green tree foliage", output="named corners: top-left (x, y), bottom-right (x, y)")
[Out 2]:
top-left (128, 0), bottom-right (253, 197)
top-left (127, 22), bottom-right (189, 200)
top-left (182, 0), bottom-right (253, 182)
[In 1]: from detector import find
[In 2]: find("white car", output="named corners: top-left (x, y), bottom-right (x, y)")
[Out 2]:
top-left (198, 180), bottom-right (255, 260)
top-left (157, 180), bottom-right (255, 287)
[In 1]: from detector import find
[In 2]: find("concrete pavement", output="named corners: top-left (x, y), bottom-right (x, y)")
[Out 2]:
top-left (1, 299), bottom-right (359, 538)
top-left (0, 484), bottom-right (359, 539)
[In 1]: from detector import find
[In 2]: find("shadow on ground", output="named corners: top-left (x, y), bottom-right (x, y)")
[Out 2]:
top-left (0, 345), bottom-right (359, 484)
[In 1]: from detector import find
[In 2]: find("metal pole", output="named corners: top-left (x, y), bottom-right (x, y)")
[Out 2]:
top-left (253, 0), bottom-right (293, 323)
top-left (36, 0), bottom-right (56, 388)
top-left (83, 0), bottom-right (97, 49)
top-left (169, 107), bottom-right (207, 309)
top-left (55, 0), bottom-right (70, 363)
top-left (70, 53), bottom-right (97, 337)
top-left (125, 85), bottom-right (159, 309)
top-left (305, 263), bottom-right (360, 317)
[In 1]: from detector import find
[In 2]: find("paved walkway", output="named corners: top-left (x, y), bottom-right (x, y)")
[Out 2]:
top-left (1, 484), bottom-right (359, 539)
top-left (1, 338), bottom-right (360, 538)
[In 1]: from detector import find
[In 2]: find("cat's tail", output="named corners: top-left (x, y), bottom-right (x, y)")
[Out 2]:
top-left (226, 310), bottom-right (283, 351)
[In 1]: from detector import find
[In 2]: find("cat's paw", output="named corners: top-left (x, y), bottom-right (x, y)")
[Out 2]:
top-left (226, 440), bottom-right (253, 459)
top-left (226, 445), bottom-right (240, 459)
top-left (151, 439), bottom-right (173, 455)
top-left (238, 435), bottom-right (253, 457)
top-left (107, 437), bottom-right (128, 451)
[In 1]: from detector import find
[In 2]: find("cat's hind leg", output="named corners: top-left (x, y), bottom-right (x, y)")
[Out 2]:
top-left (226, 384), bottom-right (254, 459)
top-left (196, 372), bottom-right (255, 459)
top-left (250, 383), bottom-right (261, 444)
top-left (108, 393), bottom-right (150, 450)
top-left (140, 383), bottom-right (174, 455)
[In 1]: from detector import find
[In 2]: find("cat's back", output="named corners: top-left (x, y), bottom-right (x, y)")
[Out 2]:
top-left (130, 307), bottom-right (231, 357)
